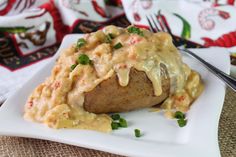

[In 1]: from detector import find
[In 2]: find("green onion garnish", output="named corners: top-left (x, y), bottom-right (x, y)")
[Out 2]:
top-left (76, 38), bottom-right (86, 48)
top-left (174, 111), bottom-right (187, 127)
top-left (174, 111), bottom-right (185, 119)
top-left (134, 129), bottom-right (141, 137)
top-left (77, 54), bottom-right (91, 65)
top-left (127, 26), bottom-right (144, 36)
top-left (113, 42), bottom-right (123, 49)
top-left (177, 119), bottom-right (187, 127)
top-left (119, 118), bottom-right (127, 128)
top-left (108, 33), bottom-right (114, 39)
top-left (111, 114), bottom-right (120, 121)
top-left (111, 115), bottom-right (127, 130)
top-left (111, 122), bottom-right (119, 130)
top-left (104, 33), bottom-right (114, 43)
top-left (70, 64), bottom-right (77, 71)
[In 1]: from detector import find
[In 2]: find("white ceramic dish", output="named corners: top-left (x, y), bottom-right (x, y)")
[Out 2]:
top-left (0, 34), bottom-right (230, 157)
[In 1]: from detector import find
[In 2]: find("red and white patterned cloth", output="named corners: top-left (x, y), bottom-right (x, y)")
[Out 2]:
top-left (0, 0), bottom-right (236, 103)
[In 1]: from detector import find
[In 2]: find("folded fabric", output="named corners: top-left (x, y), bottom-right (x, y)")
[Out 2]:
top-left (0, 0), bottom-right (235, 103)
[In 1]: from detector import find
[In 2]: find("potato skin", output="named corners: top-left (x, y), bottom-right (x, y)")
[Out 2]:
top-left (84, 65), bottom-right (170, 114)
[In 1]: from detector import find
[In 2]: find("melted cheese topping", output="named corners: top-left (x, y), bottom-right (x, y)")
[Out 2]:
top-left (24, 25), bottom-right (203, 132)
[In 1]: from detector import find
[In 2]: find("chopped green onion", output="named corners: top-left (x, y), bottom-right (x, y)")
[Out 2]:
top-left (111, 122), bottom-right (119, 130)
top-left (177, 119), bottom-right (187, 127)
top-left (108, 33), bottom-right (114, 39)
top-left (105, 36), bottom-right (111, 43)
top-left (134, 129), bottom-right (141, 137)
top-left (76, 38), bottom-right (86, 48)
top-left (77, 54), bottom-right (91, 65)
top-left (127, 26), bottom-right (144, 36)
top-left (113, 42), bottom-right (123, 49)
top-left (70, 64), bottom-right (77, 71)
top-left (174, 111), bottom-right (185, 119)
top-left (111, 116), bottom-right (128, 131)
top-left (119, 118), bottom-right (127, 128)
top-left (111, 114), bottom-right (120, 121)
top-left (104, 33), bottom-right (114, 43)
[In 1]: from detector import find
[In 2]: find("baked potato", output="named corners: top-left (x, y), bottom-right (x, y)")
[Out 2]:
top-left (24, 25), bottom-right (203, 131)
top-left (84, 65), bottom-right (170, 114)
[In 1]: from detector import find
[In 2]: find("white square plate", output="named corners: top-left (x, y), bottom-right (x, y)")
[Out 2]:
top-left (0, 34), bottom-right (230, 157)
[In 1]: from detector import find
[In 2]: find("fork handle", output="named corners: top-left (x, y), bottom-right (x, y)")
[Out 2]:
top-left (179, 48), bottom-right (236, 92)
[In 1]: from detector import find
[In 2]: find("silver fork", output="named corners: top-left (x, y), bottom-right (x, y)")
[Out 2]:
top-left (146, 12), bottom-right (236, 92)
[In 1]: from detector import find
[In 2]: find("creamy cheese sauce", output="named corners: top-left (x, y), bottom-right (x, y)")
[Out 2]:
top-left (24, 25), bottom-right (203, 132)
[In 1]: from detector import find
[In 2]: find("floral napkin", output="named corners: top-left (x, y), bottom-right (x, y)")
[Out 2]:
top-left (0, 0), bottom-right (235, 103)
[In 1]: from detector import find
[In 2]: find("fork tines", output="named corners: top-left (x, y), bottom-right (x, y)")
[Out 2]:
top-left (146, 11), bottom-right (178, 45)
